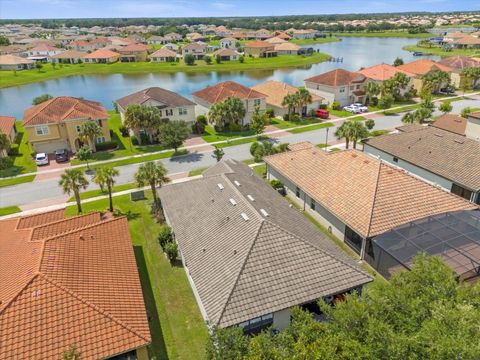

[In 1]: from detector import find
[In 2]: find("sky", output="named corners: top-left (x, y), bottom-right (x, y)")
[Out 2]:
top-left (0, 0), bottom-right (479, 19)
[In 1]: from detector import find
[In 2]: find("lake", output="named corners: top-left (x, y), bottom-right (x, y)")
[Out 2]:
top-left (0, 37), bottom-right (439, 118)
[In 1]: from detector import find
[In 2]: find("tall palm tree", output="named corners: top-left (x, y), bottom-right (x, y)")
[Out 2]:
top-left (143, 106), bottom-right (163, 143)
top-left (364, 81), bottom-right (380, 105)
top-left (0, 133), bottom-right (11, 157)
top-left (334, 122), bottom-right (352, 149)
top-left (208, 102), bottom-right (227, 128)
top-left (93, 167), bottom-right (119, 212)
top-left (297, 87), bottom-right (312, 115)
top-left (79, 120), bottom-right (102, 152)
top-left (59, 169), bottom-right (89, 214)
top-left (349, 121), bottom-right (370, 149)
top-left (134, 161), bottom-right (170, 205)
top-left (124, 104), bottom-right (146, 144)
top-left (281, 93), bottom-right (297, 118)
top-left (223, 96), bottom-right (246, 126)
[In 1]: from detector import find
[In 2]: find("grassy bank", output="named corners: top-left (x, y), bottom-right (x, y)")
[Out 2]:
top-left (288, 122), bottom-right (334, 134)
top-left (290, 37), bottom-right (340, 45)
top-left (403, 44), bottom-right (480, 57)
top-left (68, 182), bottom-right (137, 201)
top-left (0, 205), bottom-right (21, 216)
top-left (0, 122), bottom-right (36, 178)
top-left (1, 52), bottom-right (330, 88)
top-left (333, 31), bottom-right (432, 38)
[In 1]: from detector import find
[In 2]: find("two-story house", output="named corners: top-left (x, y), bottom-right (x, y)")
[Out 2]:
top-left (357, 63), bottom-right (415, 97)
top-left (192, 81), bottom-right (267, 126)
top-left (244, 41), bottom-right (276, 58)
top-left (396, 59), bottom-right (452, 93)
top-left (304, 69), bottom-right (367, 106)
top-left (117, 43), bottom-right (149, 62)
top-left (219, 37), bottom-right (237, 49)
top-left (181, 42), bottom-right (206, 60)
top-left (22, 96), bottom-right (111, 154)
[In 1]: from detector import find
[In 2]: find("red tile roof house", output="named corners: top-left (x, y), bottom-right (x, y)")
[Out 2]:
top-left (70, 39), bottom-right (98, 52)
top-left (244, 40), bottom-right (276, 58)
top-left (0, 116), bottom-right (16, 157)
top-left (304, 69), bottom-right (368, 107)
top-left (118, 43), bottom-right (149, 62)
top-left (0, 210), bottom-right (151, 359)
top-left (396, 59), bottom-right (453, 93)
top-left (213, 48), bottom-right (240, 61)
top-left (357, 63), bottom-right (415, 97)
top-left (149, 47), bottom-right (178, 62)
top-left (26, 43), bottom-right (63, 58)
top-left (83, 49), bottom-right (120, 64)
top-left (438, 56), bottom-right (480, 88)
top-left (192, 81), bottom-right (267, 126)
top-left (181, 42), bottom-right (207, 60)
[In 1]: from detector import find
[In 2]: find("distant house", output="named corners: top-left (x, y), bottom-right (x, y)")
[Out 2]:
top-left (146, 35), bottom-right (168, 45)
top-left (0, 54), bottom-right (34, 70)
top-left (265, 36), bottom-right (288, 45)
top-left (83, 49), bottom-right (120, 63)
top-left (164, 32), bottom-right (183, 42)
top-left (244, 40), bottom-right (276, 58)
top-left (186, 32), bottom-right (205, 42)
top-left (397, 59), bottom-right (452, 92)
top-left (292, 29), bottom-right (317, 39)
top-left (22, 96), bottom-right (111, 153)
top-left (213, 48), bottom-right (240, 61)
top-left (305, 69), bottom-right (367, 106)
top-left (432, 114), bottom-right (467, 135)
top-left (50, 50), bottom-right (86, 64)
top-left (251, 80), bottom-right (323, 117)
top-left (0, 116), bottom-right (16, 157)
top-left (149, 48), bottom-right (177, 62)
top-left (438, 56), bottom-right (480, 88)
top-left (219, 37), bottom-right (237, 49)
top-left (274, 42), bottom-right (301, 55)
top-left (192, 80), bottom-right (267, 126)
top-left (118, 43), bottom-right (149, 62)
top-left (27, 44), bottom-right (62, 59)
top-left (163, 43), bottom-right (179, 52)
top-left (70, 39), bottom-right (97, 52)
top-left (182, 42), bottom-right (206, 59)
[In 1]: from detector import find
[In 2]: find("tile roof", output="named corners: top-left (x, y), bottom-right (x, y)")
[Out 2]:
top-left (149, 48), bottom-right (177, 58)
top-left (23, 96), bottom-right (108, 126)
top-left (192, 81), bottom-right (267, 104)
top-left (0, 116), bottom-right (15, 136)
top-left (51, 49), bottom-right (87, 59)
top-left (274, 42), bottom-right (301, 51)
top-left (119, 43), bottom-right (149, 52)
top-left (0, 54), bottom-right (34, 65)
top-left (213, 48), bottom-right (239, 56)
top-left (305, 69), bottom-right (366, 86)
top-left (264, 144), bottom-right (476, 238)
top-left (116, 87), bottom-right (195, 110)
top-left (159, 159), bottom-right (372, 328)
top-left (432, 114), bottom-right (467, 135)
top-left (365, 126), bottom-right (480, 192)
top-left (83, 48), bottom-right (120, 59)
top-left (396, 59), bottom-right (453, 76)
top-left (357, 63), bottom-right (415, 81)
top-left (0, 212), bottom-right (151, 359)
top-left (438, 56), bottom-right (480, 70)
top-left (245, 40), bottom-right (274, 48)
top-left (251, 80), bottom-right (322, 108)
top-left (265, 36), bottom-right (288, 44)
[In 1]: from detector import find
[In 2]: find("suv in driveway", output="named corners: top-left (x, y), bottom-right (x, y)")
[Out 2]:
top-left (54, 149), bottom-right (69, 163)
top-left (35, 153), bottom-right (49, 166)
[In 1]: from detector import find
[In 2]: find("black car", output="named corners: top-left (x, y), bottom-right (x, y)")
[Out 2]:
top-left (54, 149), bottom-right (69, 163)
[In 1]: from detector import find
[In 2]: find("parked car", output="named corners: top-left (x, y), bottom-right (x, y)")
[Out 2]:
top-left (35, 153), bottom-right (49, 166)
top-left (315, 109), bottom-right (330, 119)
top-left (343, 105), bottom-right (361, 114)
top-left (439, 86), bottom-right (455, 95)
top-left (54, 148), bottom-right (69, 163)
top-left (352, 103), bottom-right (369, 112)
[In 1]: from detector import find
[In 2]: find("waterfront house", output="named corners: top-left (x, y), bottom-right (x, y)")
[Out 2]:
top-left (291, 29), bottom-right (317, 39)
top-left (244, 40), bottom-right (276, 58)
top-left (304, 69), bottom-right (367, 106)
top-left (149, 48), bottom-right (177, 62)
top-left (213, 48), bottom-right (240, 61)
top-left (219, 37), bottom-right (237, 49)
top-left (159, 159), bottom-right (372, 333)
top-left (0, 54), bottom-right (34, 70)
top-left (50, 49), bottom-right (87, 64)
top-left (438, 56), bottom-right (480, 88)
top-left (83, 48), bottom-right (120, 63)
top-left (26, 43), bottom-right (62, 59)
top-left (192, 80), bottom-right (267, 126)
top-left (396, 59), bottom-right (452, 92)
top-left (274, 42), bottom-right (301, 55)
top-left (0, 116), bottom-right (16, 157)
top-left (146, 35), bottom-right (168, 45)
top-left (182, 42), bottom-right (206, 60)
top-left (118, 43), bottom-right (149, 62)
top-left (22, 96), bottom-right (111, 153)
top-left (0, 210), bottom-right (151, 359)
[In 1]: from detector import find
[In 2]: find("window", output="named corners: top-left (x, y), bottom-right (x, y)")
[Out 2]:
top-left (451, 183), bottom-right (472, 201)
top-left (356, 85), bottom-right (361, 90)
top-left (344, 226), bottom-right (363, 254)
top-left (96, 136), bottom-right (106, 144)
top-left (295, 186), bottom-right (300, 198)
top-left (393, 156), bottom-right (398, 163)
top-left (76, 125), bottom-right (81, 133)
top-left (339, 87), bottom-right (345, 93)
top-left (254, 99), bottom-right (261, 106)
top-left (350, 86), bottom-right (354, 91)
top-left (239, 313), bottom-right (273, 335)
top-left (35, 126), bottom-right (49, 135)
top-left (165, 109), bottom-right (173, 116)
top-left (97, 119), bottom-right (102, 127)
top-left (178, 107), bottom-right (188, 115)
top-left (310, 198), bottom-right (316, 210)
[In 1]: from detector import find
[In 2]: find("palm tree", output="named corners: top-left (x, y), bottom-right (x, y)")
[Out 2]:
top-left (334, 122), bottom-right (352, 149)
top-left (124, 104), bottom-right (146, 144)
top-left (349, 121), bottom-right (369, 149)
top-left (223, 96), bottom-right (246, 126)
top-left (134, 161), bottom-right (170, 205)
top-left (422, 70), bottom-right (451, 94)
top-left (59, 169), bottom-right (89, 214)
top-left (0, 133), bottom-right (11, 157)
top-left (93, 167), bottom-right (119, 212)
top-left (297, 87), bottom-right (312, 116)
top-left (142, 106), bottom-right (163, 143)
top-left (402, 111), bottom-right (416, 124)
top-left (79, 120), bottom-right (102, 152)
top-left (281, 93), bottom-right (297, 118)
top-left (364, 81), bottom-right (381, 105)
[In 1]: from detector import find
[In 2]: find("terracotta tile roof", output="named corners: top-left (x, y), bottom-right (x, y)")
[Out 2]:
top-left (251, 80), bottom-right (322, 108)
top-left (213, 48), bottom-right (239, 57)
top-left (51, 49), bottom-right (87, 59)
top-left (120, 43), bottom-right (149, 52)
top-left (0, 54), bottom-right (34, 65)
top-left (357, 63), bottom-right (415, 81)
top-left (159, 159), bottom-right (372, 327)
top-left (274, 42), bottom-right (301, 51)
top-left (0, 213), bottom-right (151, 359)
top-left (0, 116), bottom-right (15, 136)
top-left (30, 44), bottom-right (60, 52)
top-left (397, 59), bottom-right (453, 76)
top-left (264, 144), bottom-right (476, 238)
top-left (432, 114), bottom-right (467, 135)
top-left (305, 69), bottom-right (366, 86)
top-left (265, 36), bottom-right (288, 44)
top-left (83, 48), bottom-right (120, 59)
top-left (452, 35), bottom-right (480, 46)
top-left (365, 126), bottom-right (480, 192)
top-left (149, 48), bottom-right (177, 58)
top-left (438, 56), bottom-right (480, 70)
top-left (245, 40), bottom-right (274, 48)
top-left (117, 87), bottom-right (195, 110)
top-left (192, 80), bottom-right (267, 104)
top-left (23, 96), bottom-right (108, 126)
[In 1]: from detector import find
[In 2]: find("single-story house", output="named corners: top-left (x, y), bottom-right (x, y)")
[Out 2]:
top-left (274, 42), bottom-right (301, 55)
top-left (364, 125), bottom-right (480, 204)
top-left (438, 56), bottom-right (480, 88)
top-left (292, 29), bottom-right (317, 39)
top-left (159, 159), bottom-right (372, 333)
top-left (70, 39), bottom-right (97, 52)
top-left (146, 35), bottom-right (168, 45)
top-left (244, 40), bottom-right (276, 58)
top-left (50, 49), bottom-right (87, 64)
top-left (0, 54), bottom-right (34, 70)
top-left (0, 210), bottom-right (151, 359)
top-left (192, 80), bottom-right (267, 126)
top-left (182, 42), bottom-right (206, 60)
top-left (0, 116), bottom-right (16, 157)
top-left (164, 32), bottom-right (183, 42)
top-left (432, 113), bottom-right (467, 135)
top-left (396, 59), bottom-right (453, 92)
top-left (163, 43), bottom-right (179, 52)
top-left (118, 43), bottom-right (149, 62)
top-left (22, 96), bottom-right (111, 154)
top-left (83, 49), bottom-right (120, 63)
top-left (26, 43), bottom-right (63, 58)
top-left (251, 80), bottom-right (323, 117)
top-left (149, 47), bottom-right (177, 62)
top-left (186, 32), bottom-right (205, 42)
top-left (265, 142), bottom-right (476, 258)
top-left (305, 69), bottom-right (367, 106)
top-left (219, 37), bottom-right (237, 49)
top-left (213, 48), bottom-right (240, 61)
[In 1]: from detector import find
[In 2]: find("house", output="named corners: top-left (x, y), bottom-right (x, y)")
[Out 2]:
top-left (163, 43), bottom-right (179, 52)
top-left (0, 210), bottom-right (151, 359)
top-left (305, 69), bottom-right (367, 106)
top-left (118, 43), bottom-right (149, 62)
top-left (26, 43), bottom-right (62, 59)
top-left (466, 111), bottom-right (480, 141)
top-left (22, 96), bottom-right (111, 154)
top-left (253, 28), bottom-right (271, 40)
top-left (274, 42), bottom-right (301, 55)
top-left (164, 32), bottom-right (183, 42)
top-left (451, 34), bottom-right (480, 49)
top-left (50, 49), bottom-right (86, 64)
top-left (70, 39), bottom-right (97, 52)
top-left (192, 81), bottom-right (267, 126)
top-left (219, 37), bottom-right (237, 49)
top-left (146, 35), bottom-right (168, 45)
top-left (116, 87), bottom-right (196, 127)
top-left (438, 56), bottom-right (480, 88)
top-left (0, 54), bottom-right (34, 70)
top-left (251, 80), bottom-right (323, 117)
top-left (292, 29), bottom-right (317, 39)
top-left (364, 125), bottom-right (480, 204)
top-left (149, 47), bottom-right (177, 62)
top-left (275, 31), bottom-right (292, 40)
top-left (181, 42), bottom-right (206, 59)
top-left (265, 36), bottom-right (288, 45)
top-left (159, 159), bottom-right (372, 333)
top-left (357, 63), bottom-right (415, 93)
top-left (432, 113), bottom-right (467, 135)
top-left (186, 32), bottom-right (205, 42)
top-left (213, 48), bottom-right (240, 61)
top-left (265, 142), bottom-right (476, 258)
top-left (397, 59), bottom-right (452, 92)
top-left (244, 40), bottom-right (276, 58)
top-left (0, 116), bottom-right (16, 157)
top-left (83, 49), bottom-right (120, 63)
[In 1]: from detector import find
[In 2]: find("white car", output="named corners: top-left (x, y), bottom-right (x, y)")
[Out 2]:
top-left (343, 105), bottom-right (361, 114)
top-left (35, 153), bottom-right (49, 166)
top-left (352, 103), bottom-right (369, 112)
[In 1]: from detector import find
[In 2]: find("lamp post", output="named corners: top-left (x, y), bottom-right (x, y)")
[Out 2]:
top-left (324, 127), bottom-right (329, 151)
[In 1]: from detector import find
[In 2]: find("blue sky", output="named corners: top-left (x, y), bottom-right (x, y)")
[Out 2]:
top-left (1, 0), bottom-right (478, 19)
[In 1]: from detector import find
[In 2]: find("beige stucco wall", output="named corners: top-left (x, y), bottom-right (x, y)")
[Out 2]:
top-left (244, 46), bottom-right (273, 57)
top-left (273, 308), bottom-right (291, 330)
top-left (193, 96), bottom-right (266, 125)
top-left (466, 116), bottom-right (480, 141)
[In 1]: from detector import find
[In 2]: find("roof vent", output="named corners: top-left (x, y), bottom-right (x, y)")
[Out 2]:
top-left (352, 153), bottom-right (358, 158)
top-left (233, 249), bottom-right (237, 255)
top-left (260, 209), bottom-right (269, 217)
top-left (32, 290), bottom-right (41, 298)
top-left (229, 198), bottom-right (237, 206)
top-left (217, 183), bottom-right (224, 190)
top-left (247, 194), bottom-right (255, 201)
top-left (241, 213), bottom-right (249, 221)
top-left (434, 133), bottom-right (443, 138)
top-left (202, 248), bottom-right (206, 253)
top-left (234, 180), bottom-right (241, 186)
top-left (79, 235), bottom-right (84, 240)
top-left (454, 139), bottom-right (464, 144)
top-left (364, 160), bottom-right (370, 164)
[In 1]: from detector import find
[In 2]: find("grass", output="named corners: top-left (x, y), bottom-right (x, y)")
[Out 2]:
top-left (270, 117), bottom-right (325, 129)
top-left (384, 104), bottom-right (420, 115)
top-left (316, 143), bottom-right (328, 149)
top-left (328, 108), bottom-right (355, 118)
top-left (1, 53), bottom-right (330, 89)
top-left (68, 182), bottom-right (137, 201)
top-left (201, 125), bottom-right (256, 143)
top-left (188, 167), bottom-right (208, 177)
top-left (403, 44), bottom-right (480, 57)
top-left (252, 164), bottom-right (266, 177)
top-left (66, 193), bottom-right (208, 359)
top-left (0, 205), bottom-right (21, 216)
top-left (333, 31), bottom-right (432, 38)
top-left (288, 122), bottom-right (334, 134)
top-left (0, 122), bottom-right (36, 178)
top-left (290, 37), bottom-right (340, 45)
top-left (0, 174), bottom-right (36, 188)
top-left (215, 135), bottom-right (269, 149)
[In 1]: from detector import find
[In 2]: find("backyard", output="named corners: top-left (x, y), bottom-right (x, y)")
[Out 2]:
top-left (0, 122), bottom-right (36, 178)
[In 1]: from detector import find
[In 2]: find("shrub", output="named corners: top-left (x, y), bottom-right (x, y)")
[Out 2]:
top-left (192, 122), bottom-right (205, 134)
top-left (196, 115), bottom-right (208, 125)
top-left (184, 53), bottom-right (195, 65)
top-left (158, 225), bottom-right (173, 250)
top-left (119, 126), bottom-right (129, 137)
top-left (276, 143), bottom-right (289, 153)
top-left (0, 157), bottom-right (13, 170)
top-left (308, 108), bottom-right (316, 117)
top-left (331, 100), bottom-right (342, 111)
top-left (131, 135), bottom-right (139, 145)
top-left (461, 107), bottom-right (472, 118)
top-left (265, 108), bottom-right (274, 118)
top-left (95, 141), bottom-right (118, 151)
top-left (250, 141), bottom-right (261, 157)
top-left (291, 114), bottom-right (301, 122)
top-left (253, 147), bottom-right (264, 163)
top-left (228, 123), bottom-right (242, 132)
top-left (318, 103), bottom-right (328, 109)
top-left (365, 119), bottom-right (375, 130)
top-left (204, 55), bottom-right (212, 65)
top-left (239, 55), bottom-right (244, 63)
top-left (283, 113), bottom-right (290, 121)
top-left (139, 132), bottom-right (150, 145)
top-left (270, 179), bottom-right (284, 189)
top-left (165, 242), bottom-right (178, 263)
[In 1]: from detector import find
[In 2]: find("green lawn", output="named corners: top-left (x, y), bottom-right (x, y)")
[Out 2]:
top-left (0, 205), bottom-right (21, 216)
top-left (1, 53), bottom-right (330, 89)
top-left (384, 104), bottom-right (420, 115)
top-left (270, 117), bottom-right (325, 129)
top-left (66, 193), bottom-right (208, 359)
top-left (288, 122), bottom-right (334, 134)
top-left (333, 31), bottom-right (432, 38)
top-left (290, 37), bottom-right (340, 45)
top-left (252, 164), bottom-right (266, 177)
top-left (68, 182), bottom-right (137, 201)
top-left (201, 125), bottom-right (256, 143)
top-left (328, 108), bottom-right (355, 118)
top-left (215, 135), bottom-right (268, 149)
top-left (403, 44), bottom-right (480, 57)
top-left (0, 174), bottom-right (36, 188)
top-left (0, 122), bottom-right (36, 178)
top-left (188, 167), bottom-right (208, 177)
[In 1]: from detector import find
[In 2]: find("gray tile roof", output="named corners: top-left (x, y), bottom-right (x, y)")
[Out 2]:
top-left (116, 87), bottom-right (195, 110)
top-left (365, 126), bottom-right (480, 191)
top-left (159, 160), bottom-right (372, 327)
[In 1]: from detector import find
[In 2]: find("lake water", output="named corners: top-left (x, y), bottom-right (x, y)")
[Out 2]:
top-left (0, 37), bottom-right (439, 118)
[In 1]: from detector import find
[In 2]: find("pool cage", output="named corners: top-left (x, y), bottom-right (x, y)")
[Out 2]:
top-left (365, 210), bottom-right (480, 283)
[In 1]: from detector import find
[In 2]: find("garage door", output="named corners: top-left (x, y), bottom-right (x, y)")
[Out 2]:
top-left (33, 140), bottom-right (69, 154)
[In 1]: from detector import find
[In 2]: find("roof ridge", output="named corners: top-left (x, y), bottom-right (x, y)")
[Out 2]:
top-left (365, 160), bottom-right (383, 238)
top-left (14, 208), bottom-right (65, 230)
top-left (25, 98), bottom-right (55, 125)
top-left (0, 273), bottom-right (40, 315)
